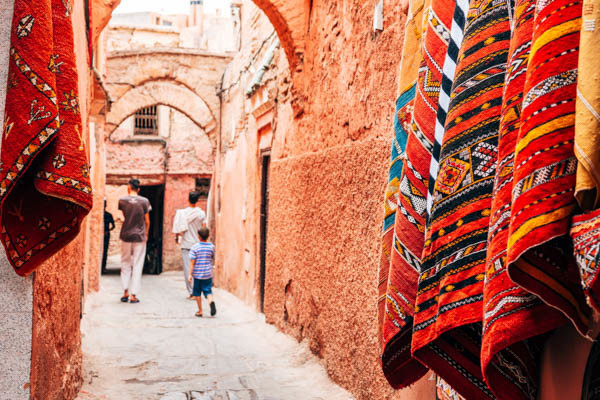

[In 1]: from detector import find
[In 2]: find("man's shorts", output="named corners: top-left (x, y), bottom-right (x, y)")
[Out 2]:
top-left (193, 278), bottom-right (213, 298)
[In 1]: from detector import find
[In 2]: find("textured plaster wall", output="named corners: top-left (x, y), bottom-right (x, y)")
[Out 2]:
top-left (163, 175), bottom-right (209, 272)
top-left (215, 1), bottom-right (281, 308)
top-left (29, 0), bottom-right (92, 398)
top-left (215, 1), bottom-right (436, 399)
top-left (0, 1), bottom-right (31, 399)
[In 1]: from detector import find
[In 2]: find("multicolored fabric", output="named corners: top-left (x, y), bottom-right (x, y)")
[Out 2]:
top-left (572, 209), bottom-right (600, 312)
top-left (574, 0), bottom-right (600, 210)
top-left (412, 0), bottom-right (512, 396)
top-left (0, 0), bottom-right (92, 276)
top-left (380, 0), bottom-right (471, 386)
top-left (379, 0), bottom-right (430, 386)
top-left (426, 0), bottom-right (468, 214)
top-left (437, 376), bottom-right (466, 400)
top-left (483, 0), bottom-right (568, 398)
top-left (507, 0), bottom-right (592, 337)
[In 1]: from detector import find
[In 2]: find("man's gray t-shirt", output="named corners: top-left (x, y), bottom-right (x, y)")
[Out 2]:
top-left (119, 195), bottom-right (152, 242)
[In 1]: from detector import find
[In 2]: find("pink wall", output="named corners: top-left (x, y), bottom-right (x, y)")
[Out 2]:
top-left (163, 174), bottom-right (209, 271)
top-left (213, 1), bottom-right (435, 399)
top-left (30, 0), bottom-right (95, 397)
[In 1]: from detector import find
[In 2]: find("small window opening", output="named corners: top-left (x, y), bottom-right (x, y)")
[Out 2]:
top-left (195, 178), bottom-right (211, 197)
top-left (134, 105), bottom-right (158, 135)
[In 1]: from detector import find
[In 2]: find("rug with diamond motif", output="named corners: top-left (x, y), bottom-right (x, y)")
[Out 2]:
top-left (0, 0), bottom-right (92, 276)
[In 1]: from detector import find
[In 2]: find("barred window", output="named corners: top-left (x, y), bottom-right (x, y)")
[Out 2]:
top-left (134, 105), bottom-right (158, 135)
top-left (195, 178), bottom-right (211, 197)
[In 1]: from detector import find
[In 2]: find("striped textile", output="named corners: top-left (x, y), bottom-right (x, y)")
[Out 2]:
top-left (507, 0), bottom-right (592, 337)
top-left (189, 241), bottom-right (215, 279)
top-left (426, 0), bottom-right (468, 215)
top-left (482, 0), bottom-right (568, 398)
top-left (411, 0), bottom-right (516, 397)
top-left (379, 0), bottom-right (430, 387)
top-left (571, 209), bottom-right (600, 313)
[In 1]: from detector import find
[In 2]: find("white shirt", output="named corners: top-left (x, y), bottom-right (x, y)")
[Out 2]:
top-left (172, 207), bottom-right (206, 249)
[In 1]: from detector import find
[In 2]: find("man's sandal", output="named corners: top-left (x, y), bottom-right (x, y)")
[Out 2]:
top-left (120, 296), bottom-right (129, 303)
top-left (195, 312), bottom-right (203, 317)
top-left (129, 298), bottom-right (140, 304)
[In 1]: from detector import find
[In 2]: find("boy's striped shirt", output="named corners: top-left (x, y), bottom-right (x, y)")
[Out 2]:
top-left (189, 242), bottom-right (215, 279)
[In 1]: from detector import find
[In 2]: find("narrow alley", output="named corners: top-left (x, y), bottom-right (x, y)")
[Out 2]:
top-left (77, 269), bottom-right (353, 400)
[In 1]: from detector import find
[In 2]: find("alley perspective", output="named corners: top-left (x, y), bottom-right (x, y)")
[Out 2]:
top-left (3, 0), bottom-right (600, 399)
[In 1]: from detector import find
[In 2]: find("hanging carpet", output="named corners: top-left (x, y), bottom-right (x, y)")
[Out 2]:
top-left (412, 0), bottom-right (547, 397)
top-left (379, 0), bottom-right (430, 386)
top-left (0, 0), bottom-right (93, 276)
top-left (482, 0), bottom-right (569, 397)
top-left (506, 0), bottom-right (592, 337)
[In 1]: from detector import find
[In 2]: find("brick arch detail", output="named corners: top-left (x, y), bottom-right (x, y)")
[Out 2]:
top-left (251, 0), bottom-right (306, 69)
top-left (94, 0), bottom-right (306, 70)
top-left (106, 80), bottom-right (217, 145)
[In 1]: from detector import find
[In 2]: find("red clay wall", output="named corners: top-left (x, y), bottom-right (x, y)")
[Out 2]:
top-left (29, 0), bottom-right (94, 397)
top-left (163, 174), bottom-right (209, 271)
top-left (214, 1), bottom-right (435, 398)
top-left (30, 236), bottom-right (85, 400)
top-left (248, 1), bottom-right (434, 399)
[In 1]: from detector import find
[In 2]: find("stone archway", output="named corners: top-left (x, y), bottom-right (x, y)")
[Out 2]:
top-left (92, 0), bottom-right (306, 70)
top-left (250, 0), bottom-right (306, 69)
top-left (106, 80), bottom-right (217, 146)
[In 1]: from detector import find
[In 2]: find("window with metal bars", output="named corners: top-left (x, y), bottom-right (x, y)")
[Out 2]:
top-left (195, 178), bottom-right (211, 197)
top-left (134, 105), bottom-right (158, 135)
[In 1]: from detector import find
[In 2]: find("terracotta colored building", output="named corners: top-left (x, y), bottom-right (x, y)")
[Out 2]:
top-left (1, 0), bottom-right (599, 399)
top-left (0, 0), bottom-right (112, 398)
top-left (102, 9), bottom-right (234, 272)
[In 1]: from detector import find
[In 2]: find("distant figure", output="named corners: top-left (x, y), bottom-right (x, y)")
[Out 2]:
top-left (102, 200), bottom-right (115, 274)
top-left (119, 178), bottom-right (151, 304)
top-left (172, 191), bottom-right (206, 298)
top-left (188, 227), bottom-right (216, 317)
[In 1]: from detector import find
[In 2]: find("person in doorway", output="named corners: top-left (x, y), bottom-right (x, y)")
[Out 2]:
top-left (172, 191), bottom-right (206, 298)
top-left (188, 227), bottom-right (216, 317)
top-left (102, 200), bottom-right (115, 274)
top-left (119, 178), bottom-right (151, 304)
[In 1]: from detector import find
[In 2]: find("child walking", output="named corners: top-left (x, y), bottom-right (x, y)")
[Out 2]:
top-left (188, 227), bottom-right (216, 317)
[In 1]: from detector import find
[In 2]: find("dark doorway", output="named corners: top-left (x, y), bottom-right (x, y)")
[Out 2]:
top-left (259, 153), bottom-right (271, 312)
top-left (139, 184), bottom-right (164, 275)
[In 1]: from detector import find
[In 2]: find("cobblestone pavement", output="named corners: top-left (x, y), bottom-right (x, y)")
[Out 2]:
top-left (77, 271), bottom-right (353, 400)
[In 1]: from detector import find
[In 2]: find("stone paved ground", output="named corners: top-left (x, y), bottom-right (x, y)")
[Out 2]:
top-left (77, 271), bottom-right (353, 400)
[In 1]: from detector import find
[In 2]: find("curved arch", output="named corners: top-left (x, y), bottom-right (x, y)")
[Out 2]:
top-left (251, 0), bottom-right (306, 69)
top-left (106, 80), bottom-right (217, 145)
top-left (96, 0), bottom-right (306, 71)
top-left (105, 50), bottom-right (230, 115)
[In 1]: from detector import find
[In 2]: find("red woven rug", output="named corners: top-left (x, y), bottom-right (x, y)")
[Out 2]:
top-left (411, 0), bottom-right (536, 397)
top-left (507, 0), bottom-right (592, 337)
top-left (0, 0), bottom-right (92, 276)
top-left (482, 0), bottom-right (568, 397)
top-left (572, 208), bottom-right (600, 313)
top-left (379, 0), bottom-right (430, 386)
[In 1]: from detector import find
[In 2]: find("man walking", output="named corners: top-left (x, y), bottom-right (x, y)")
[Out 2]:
top-left (101, 200), bottom-right (115, 274)
top-left (172, 191), bottom-right (206, 297)
top-left (119, 178), bottom-right (151, 304)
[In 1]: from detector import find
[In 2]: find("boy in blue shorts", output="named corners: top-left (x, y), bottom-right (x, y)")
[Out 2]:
top-left (188, 227), bottom-right (216, 317)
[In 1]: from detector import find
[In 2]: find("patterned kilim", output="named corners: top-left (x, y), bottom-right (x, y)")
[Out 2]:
top-left (380, 0), bottom-right (473, 387)
top-left (575, 0), bottom-right (600, 210)
top-left (437, 376), bottom-right (466, 400)
top-left (426, 0), bottom-right (469, 214)
top-left (411, 0), bottom-right (517, 396)
top-left (483, 0), bottom-right (568, 398)
top-left (379, 0), bottom-right (430, 387)
top-left (0, 0), bottom-right (92, 276)
top-left (506, 0), bottom-right (592, 337)
top-left (571, 209), bottom-right (600, 312)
